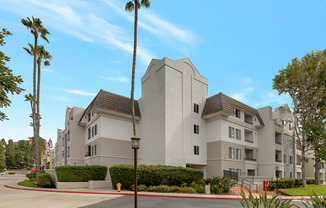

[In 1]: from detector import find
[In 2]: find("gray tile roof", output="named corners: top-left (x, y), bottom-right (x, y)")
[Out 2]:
top-left (81, 89), bottom-right (141, 120)
top-left (202, 92), bottom-right (264, 125)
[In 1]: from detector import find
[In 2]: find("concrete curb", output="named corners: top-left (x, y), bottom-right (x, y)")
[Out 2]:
top-left (4, 184), bottom-right (312, 201)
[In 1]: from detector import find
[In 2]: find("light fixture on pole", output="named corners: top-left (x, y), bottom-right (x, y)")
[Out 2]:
top-left (131, 136), bottom-right (140, 208)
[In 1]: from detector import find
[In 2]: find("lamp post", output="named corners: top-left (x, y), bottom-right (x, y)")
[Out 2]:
top-left (131, 136), bottom-right (140, 208)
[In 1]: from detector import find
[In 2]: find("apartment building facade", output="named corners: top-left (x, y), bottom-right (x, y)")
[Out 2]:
top-left (51, 57), bottom-right (323, 181)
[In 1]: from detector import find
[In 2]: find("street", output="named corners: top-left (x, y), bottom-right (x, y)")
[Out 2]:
top-left (1, 175), bottom-right (306, 208)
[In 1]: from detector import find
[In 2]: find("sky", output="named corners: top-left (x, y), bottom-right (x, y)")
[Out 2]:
top-left (0, 0), bottom-right (326, 143)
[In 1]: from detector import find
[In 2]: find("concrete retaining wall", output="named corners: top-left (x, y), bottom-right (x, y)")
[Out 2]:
top-left (56, 182), bottom-right (89, 189)
top-left (89, 180), bottom-right (112, 189)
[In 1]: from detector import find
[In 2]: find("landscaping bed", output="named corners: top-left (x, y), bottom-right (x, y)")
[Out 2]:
top-left (280, 184), bottom-right (326, 196)
top-left (17, 179), bottom-right (38, 188)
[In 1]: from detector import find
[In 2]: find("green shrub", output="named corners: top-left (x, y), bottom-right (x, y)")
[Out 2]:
top-left (190, 181), bottom-right (205, 193)
top-left (109, 164), bottom-right (203, 189)
top-left (148, 185), bottom-right (170, 193)
top-left (55, 165), bottom-right (107, 182)
top-left (205, 176), bottom-right (236, 193)
top-left (26, 170), bottom-right (45, 179)
top-left (46, 162), bottom-right (50, 169)
top-left (268, 178), bottom-right (295, 191)
top-left (37, 173), bottom-right (54, 188)
top-left (180, 187), bottom-right (196, 193)
top-left (180, 181), bottom-right (188, 187)
top-left (130, 184), bottom-right (147, 191)
top-left (169, 186), bottom-right (181, 192)
top-left (295, 178), bottom-right (302, 186)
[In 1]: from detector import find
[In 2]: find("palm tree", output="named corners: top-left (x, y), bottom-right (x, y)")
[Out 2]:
top-left (23, 44), bottom-right (52, 124)
top-left (21, 16), bottom-right (50, 176)
top-left (125, 0), bottom-right (150, 136)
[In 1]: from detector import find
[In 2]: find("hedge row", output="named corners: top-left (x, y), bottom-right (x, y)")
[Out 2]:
top-left (109, 164), bottom-right (203, 189)
top-left (55, 165), bottom-right (107, 182)
top-left (37, 173), bottom-right (55, 188)
top-left (268, 178), bottom-right (325, 190)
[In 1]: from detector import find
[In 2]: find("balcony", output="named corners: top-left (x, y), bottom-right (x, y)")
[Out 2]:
top-left (245, 158), bottom-right (257, 161)
top-left (245, 113), bottom-right (253, 125)
top-left (245, 129), bottom-right (254, 143)
top-left (275, 150), bottom-right (282, 163)
top-left (275, 132), bottom-right (282, 145)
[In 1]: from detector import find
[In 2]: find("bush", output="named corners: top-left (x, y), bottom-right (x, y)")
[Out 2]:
top-left (46, 162), bottom-right (50, 169)
top-left (147, 185), bottom-right (171, 193)
top-left (109, 164), bottom-right (203, 189)
top-left (37, 173), bottom-right (54, 188)
top-left (268, 178), bottom-right (295, 191)
top-left (169, 186), bottom-right (181, 192)
top-left (130, 184), bottom-right (147, 191)
top-left (180, 187), bottom-right (196, 193)
top-left (26, 170), bottom-right (45, 179)
top-left (205, 176), bottom-right (237, 193)
top-left (55, 165), bottom-right (107, 182)
top-left (190, 181), bottom-right (205, 193)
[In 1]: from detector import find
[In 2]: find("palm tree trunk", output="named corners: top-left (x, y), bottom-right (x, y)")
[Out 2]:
top-left (131, 0), bottom-right (138, 136)
top-left (33, 34), bottom-right (40, 176)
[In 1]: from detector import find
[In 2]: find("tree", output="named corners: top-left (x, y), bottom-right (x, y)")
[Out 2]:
top-left (273, 49), bottom-right (326, 187)
top-left (0, 139), bottom-right (5, 172)
top-left (16, 140), bottom-right (33, 167)
top-left (5, 139), bottom-right (15, 169)
top-left (125, 0), bottom-right (150, 136)
top-left (0, 28), bottom-right (24, 121)
top-left (21, 17), bottom-right (50, 176)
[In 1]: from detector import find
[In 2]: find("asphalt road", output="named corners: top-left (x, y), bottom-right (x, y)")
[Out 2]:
top-left (1, 175), bottom-right (307, 208)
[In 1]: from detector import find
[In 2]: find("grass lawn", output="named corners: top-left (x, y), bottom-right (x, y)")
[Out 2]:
top-left (281, 184), bottom-right (326, 196)
top-left (17, 179), bottom-right (38, 188)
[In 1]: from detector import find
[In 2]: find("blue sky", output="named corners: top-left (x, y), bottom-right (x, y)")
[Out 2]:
top-left (1, 0), bottom-right (325, 143)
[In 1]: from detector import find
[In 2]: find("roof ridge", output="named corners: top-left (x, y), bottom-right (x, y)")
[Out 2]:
top-left (99, 89), bottom-right (139, 101)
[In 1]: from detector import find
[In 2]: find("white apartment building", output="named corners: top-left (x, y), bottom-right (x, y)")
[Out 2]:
top-left (51, 57), bottom-right (323, 181)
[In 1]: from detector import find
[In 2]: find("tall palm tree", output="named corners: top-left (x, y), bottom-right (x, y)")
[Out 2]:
top-left (21, 17), bottom-right (50, 176)
top-left (125, 0), bottom-right (150, 137)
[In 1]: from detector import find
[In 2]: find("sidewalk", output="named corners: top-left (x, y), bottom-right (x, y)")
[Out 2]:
top-left (4, 180), bottom-right (313, 201)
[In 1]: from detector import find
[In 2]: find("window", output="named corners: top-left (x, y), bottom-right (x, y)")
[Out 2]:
top-left (236, 149), bottom-right (241, 160)
top-left (236, 129), bottom-right (241, 140)
top-left (88, 128), bottom-right (91, 139)
top-left (289, 156), bottom-right (293, 164)
top-left (88, 112), bottom-right (91, 122)
top-left (229, 147), bottom-right (235, 159)
top-left (236, 169), bottom-right (241, 176)
top-left (194, 146), bottom-right (199, 155)
top-left (235, 109), bottom-right (241, 118)
top-left (68, 146), bottom-right (70, 157)
top-left (229, 127), bottom-right (235, 138)
top-left (92, 126), bottom-right (95, 137)
top-left (94, 145), bottom-right (97, 156)
top-left (194, 125), bottom-right (199, 134)
top-left (194, 103), bottom-right (199, 113)
top-left (94, 125), bottom-right (97, 136)
top-left (92, 145), bottom-right (94, 156)
top-left (229, 168), bottom-right (235, 172)
top-left (284, 154), bottom-right (287, 164)
top-left (87, 145), bottom-right (91, 156)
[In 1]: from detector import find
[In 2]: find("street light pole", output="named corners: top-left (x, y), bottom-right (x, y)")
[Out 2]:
top-left (131, 136), bottom-right (140, 208)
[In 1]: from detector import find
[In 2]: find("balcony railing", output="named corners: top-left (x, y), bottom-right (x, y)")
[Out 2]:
top-left (85, 153), bottom-right (91, 157)
top-left (275, 140), bottom-right (282, 145)
top-left (245, 139), bottom-right (254, 143)
top-left (275, 159), bottom-right (282, 163)
top-left (245, 158), bottom-right (256, 161)
top-left (245, 120), bottom-right (253, 125)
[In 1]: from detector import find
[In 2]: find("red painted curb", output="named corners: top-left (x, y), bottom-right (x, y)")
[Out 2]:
top-left (4, 184), bottom-right (241, 200)
top-left (4, 184), bottom-right (312, 201)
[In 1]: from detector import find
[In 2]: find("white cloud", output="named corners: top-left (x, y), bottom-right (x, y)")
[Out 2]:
top-left (102, 76), bottom-right (129, 82)
top-left (1, 0), bottom-right (154, 65)
top-left (253, 91), bottom-right (291, 107)
top-left (48, 96), bottom-right (73, 102)
top-left (232, 93), bottom-right (246, 102)
top-left (42, 68), bottom-right (53, 72)
top-left (102, 0), bottom-right (198, 54)
top-left (62, 89), bottom-right (96, 96)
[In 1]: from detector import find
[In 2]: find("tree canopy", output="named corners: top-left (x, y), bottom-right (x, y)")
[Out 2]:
top-left (273, 49), bottom-right (326, 186)
top-left (0, 28), bottom-right (24, 121)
